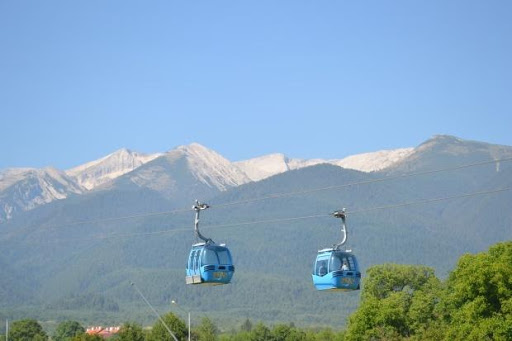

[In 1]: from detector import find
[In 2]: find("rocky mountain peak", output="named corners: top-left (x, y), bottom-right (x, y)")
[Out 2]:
top-left (66, 148), bottom-right (162, 190)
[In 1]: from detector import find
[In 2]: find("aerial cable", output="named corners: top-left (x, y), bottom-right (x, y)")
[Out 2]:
top-left (29, 186), bottom-right (512, 244)
top-left (348, 187), bottom-right (512, 214)
top-left (130, 282), bottom-right (179, 341)
top-left (208, 157), bottom-right (512, 209)
top-left (4, 156), bottom-right (510, 232)
top-left (2, 206), bottom-right (191, 238)
top-left (34, 207), bottom-right (192, 230)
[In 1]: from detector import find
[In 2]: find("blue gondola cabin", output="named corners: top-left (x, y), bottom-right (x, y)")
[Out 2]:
top-left (312, 249), bottom-right (361, 291)
top-left (186, 243), bottom-right (235, 285)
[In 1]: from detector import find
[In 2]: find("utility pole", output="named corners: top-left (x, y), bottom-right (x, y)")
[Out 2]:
top-left (172, 300), bottom-right (191, 341)
top-left (6, 319), bottom-right (8, 341)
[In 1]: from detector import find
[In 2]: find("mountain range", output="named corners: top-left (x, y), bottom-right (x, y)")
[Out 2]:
top-left (0, 135), bottom-right (511, 328)
top-left (0, 142), bottom-right (414, 222)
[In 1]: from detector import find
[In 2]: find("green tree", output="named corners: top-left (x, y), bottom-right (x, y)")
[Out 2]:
top-left (195, 317), bottom-right (218, 341)
top-left (54, 321), bottom-right (85, 341)
top-left (271, 324), bottom-right (292, 341)
top-left (362, 264), bottom-right (438, 301)
top-left (240, 319), bottom-right (252, 332)
top-left (270, 324), bottom-right (308, 341)
top-left (314, 328), bottom-right (338, 341)
top-left (440, 241), bottom-right (512, 340)
top-left (219, 331), bottom-right (251, 341)
top-left (344, 264), bottom-right (441, 341)
top-left (9, 319), bottom-right (47, 341)
top-left (71, 334), bottom-right (102, 341)
top-left (148, 312), bottom-right (187, 341)
top-left (117, 322), bottom-right (145, 341)
top-left (248, 323), bottom-right (270, 341)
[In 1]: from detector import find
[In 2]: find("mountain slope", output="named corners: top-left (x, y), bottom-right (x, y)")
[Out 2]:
top-left (235, 148), bottom-right (414, 181)
top-left (0, 144), bottom-right (248, 221)
top-left (333, 148), bottom-right (414, 172)
top-left (1, 135), bottom-right (511, 327)
top-left (388, 135), bottom-right (512, 173)
top-left (0, 167), bottom-right (83, 222)
top-left (99, 143), bottom-right (250, 206)
top-left (66, 148), bottom-right (162, 190)
top-left (172, 143), bottom-right (250, 190)
top-left (1, 136), bottom-right (511, 327)
top-left (234, 153), bottom-right (325, 181)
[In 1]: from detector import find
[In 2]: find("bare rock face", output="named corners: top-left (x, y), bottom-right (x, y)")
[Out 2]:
top-left (0, 167), bottom-right (83, 222)
top-left (66, 148), bottom-right (162, 190)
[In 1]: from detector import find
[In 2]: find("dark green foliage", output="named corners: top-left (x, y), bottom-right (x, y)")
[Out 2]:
top-left (344, 241), bottom-right (512, 340)
top-left (440, 241), bottom-right (512, 340)
top-left (271, 324), bottom-right (293, 341)
top-left (345, 264), bottom-right (442, 340)
top-left (116, 322), bottom-right (145, 341)
top-left (240, 319), bottom-right (252, 332)
top-left (362, 264), bottom-right (438, 301)
top-left (195, 317), bottom-right (218, 341)
top-left (50, 294), bottom-right (119, 312)
top-left (53, 320), bottom-right (85, 341)
top-left (0, 257), bottom-right (34, 307)
top-left (9, 319), bottom-right (47, 341)
top-left (148, 312), bottom-right (187, 341)
top-left (314, 328), bottom-right (342, 341)
top-left (219, 331), bottom-right (251, 341)
top-left (248, 323), bottom-right (271, 341)
top-left (71, 334), bottom-right (102, 341)
top-left (270, 324), bottom-right (322, 341)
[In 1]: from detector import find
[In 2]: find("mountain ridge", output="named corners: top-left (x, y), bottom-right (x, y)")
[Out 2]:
top-left (1, 135), bottom-right (511, 326)
top-left (66, 148), bottom-right (162, 190)
top-left (0, 141), bottom-right (414, 221)
top-left (1, 135), bottom-right (509, 223)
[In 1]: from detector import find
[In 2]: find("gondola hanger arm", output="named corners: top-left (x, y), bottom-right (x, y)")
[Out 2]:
top-left (193, 200), bottom-right (214, 244)
top-left (332, 208), bottom-right (347, 250)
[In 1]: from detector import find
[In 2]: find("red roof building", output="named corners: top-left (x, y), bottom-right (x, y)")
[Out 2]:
top-left (86, 326), bottom-right (121, 339)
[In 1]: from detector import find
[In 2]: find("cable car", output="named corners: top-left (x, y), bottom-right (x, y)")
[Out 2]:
top-left (312, 209), bottom-right (361, 291)
top-left (185, 201), bottom-right (235, 285)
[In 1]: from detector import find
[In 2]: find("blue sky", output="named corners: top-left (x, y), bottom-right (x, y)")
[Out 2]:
top-left (1, 1), bottom-right (511, 170)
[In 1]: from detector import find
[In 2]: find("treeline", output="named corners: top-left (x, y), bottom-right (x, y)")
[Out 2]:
top-left (2, 241), bottom-right (510, 340)
top-left (0, 315), bottom-right (345, 341)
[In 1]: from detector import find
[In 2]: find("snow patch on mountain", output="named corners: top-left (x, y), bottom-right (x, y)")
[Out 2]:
top-left (66, 148), bottom-right (162, 190)
top-left (175, 143), bottom-right (250, 190)
top-left (332, 148), bottom-right (414, 172)
top-left (235, 154), bottom-right (326, 181)
top-left (235, 148), bottom-right (414, 181)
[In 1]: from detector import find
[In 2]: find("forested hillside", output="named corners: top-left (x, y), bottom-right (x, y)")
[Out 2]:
top-left (1, 241), bottom-right (510, 340)
top-left (0, 136), bottom-right (511, 328)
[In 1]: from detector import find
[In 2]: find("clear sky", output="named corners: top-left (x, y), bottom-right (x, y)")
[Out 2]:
top-left (1, 1), bottom-right (511, 170)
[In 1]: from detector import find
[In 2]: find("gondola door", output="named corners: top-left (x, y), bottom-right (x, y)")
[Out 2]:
top-left (186, 246), bottom-right (203, 284)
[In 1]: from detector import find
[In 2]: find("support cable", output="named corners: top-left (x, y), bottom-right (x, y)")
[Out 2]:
top-left (130, 281), bottom-right (179, 341)
top-left (25, 186), bottom-right (512, 244)
top-left (6, 156), bottom-right (509, 231)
